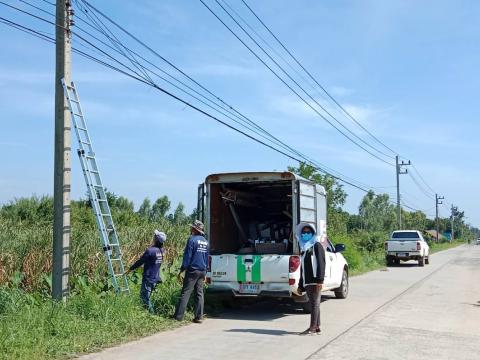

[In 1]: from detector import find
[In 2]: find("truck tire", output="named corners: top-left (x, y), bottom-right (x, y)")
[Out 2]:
top-left (386, 257), bottom-right (394, 267)
top-left (425, 255), bottom-right (430, 265)
top-left (418, 256), bottom-right (425, 267)
top-left (334, 269), bottom-right (349, 299)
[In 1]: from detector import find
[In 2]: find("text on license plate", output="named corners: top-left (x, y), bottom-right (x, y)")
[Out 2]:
top-left (397, 253), bottom-right (409, 257)
top-left (239, 284), bottom-right (260, 294)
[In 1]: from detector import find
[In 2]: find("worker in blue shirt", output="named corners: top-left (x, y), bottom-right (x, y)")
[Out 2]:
top-left (127, 230), bottom-right (166, 313)
top-left (174, 220), bottom-right (209, 323)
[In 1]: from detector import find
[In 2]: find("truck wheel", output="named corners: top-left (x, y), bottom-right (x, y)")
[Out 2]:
top-left (425, 256), bottom-right (430, 265)
top-left (418, 256), bottom-right (425, 267)
top-left (386, 257), bottom-right (394, 267)
top-left (334, 269), bottom-right (349, 299)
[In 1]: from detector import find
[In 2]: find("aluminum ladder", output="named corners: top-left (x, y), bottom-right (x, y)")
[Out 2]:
top-left (62, 79), bottom-right (129, 294)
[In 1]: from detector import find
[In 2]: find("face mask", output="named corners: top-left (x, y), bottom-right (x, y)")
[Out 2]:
top-left (301, 233), bottom-right (313, 242)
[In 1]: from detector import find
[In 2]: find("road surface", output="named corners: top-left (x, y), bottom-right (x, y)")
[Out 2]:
top-left (81, 245), bottom-right (480, 360)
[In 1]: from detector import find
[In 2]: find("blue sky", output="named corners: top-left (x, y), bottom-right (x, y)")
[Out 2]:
top-left (0, 0), bottom-right (478, 227)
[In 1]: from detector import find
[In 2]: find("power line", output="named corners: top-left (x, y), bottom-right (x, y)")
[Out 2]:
top-left (239, 0), bottom-right (399, 157)
top-left (1, 7), bottom-right (429, 215)
top-left (2, 1), bottom-right (360, 191)
top-left (411, 164), bottom-right (436, 195)
top-left (0, 11), bottom-right (375, 194)
top-left (407, 171), bottom-right (435, 200)
top-left (76, 0), bottom-right (390, 191)
top-left (199, 0), bottom-right (395, 167)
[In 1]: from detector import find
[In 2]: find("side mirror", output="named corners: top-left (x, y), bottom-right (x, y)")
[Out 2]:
top-left (334, 244), bottom-right (346, 253)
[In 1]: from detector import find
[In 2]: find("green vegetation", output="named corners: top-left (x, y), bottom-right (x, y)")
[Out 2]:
top-left (1, 168), bottom-right (477, 359)
top-left (288, 164), bottom-right (477, 276)
top-left (0, 194), bottom-right (194, 360)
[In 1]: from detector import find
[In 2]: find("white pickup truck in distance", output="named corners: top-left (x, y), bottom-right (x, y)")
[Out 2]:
top-left (385, 230), bottom-right (430, 267)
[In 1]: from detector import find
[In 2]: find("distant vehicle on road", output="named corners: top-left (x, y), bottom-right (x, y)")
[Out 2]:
top-left (476, 238), bottom-right (480, 245)
top-left (385, 230), bottom-right (430, 267)
top-left (198, 171), bottom-right (349, 312)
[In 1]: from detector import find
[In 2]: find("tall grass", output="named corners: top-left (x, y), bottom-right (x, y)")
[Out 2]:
top-left (0, 206), bottom-right (195, 360)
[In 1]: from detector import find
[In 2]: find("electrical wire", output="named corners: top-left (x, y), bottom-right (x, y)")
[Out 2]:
top-left (0, 6), bottom-right (431, 215)
top-left (76, 0), bottom-right (389, 190)
top-left (199, 0), bottom-right (396, 167)
top-left (240, 0), bottom-right (399, 157)
top-left (411, 164), bottom-right (436, 195)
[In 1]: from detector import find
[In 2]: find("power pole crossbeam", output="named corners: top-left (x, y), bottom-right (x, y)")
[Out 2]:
top-left (52, 0), bottom-right (73, 301)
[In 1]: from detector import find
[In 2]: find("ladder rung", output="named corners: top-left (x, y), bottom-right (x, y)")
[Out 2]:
top-left (93, 184), bottom-right (103, 188)
top-left (72, 112), bottom-right (83, 117)
top-left (76, 126), bottom-right (87, 131)
top-left (89, 170), bottom-right (99, 174)
top-left (80, 140), bottom-right (91, 145)
top-left (101, 213), bottom-right (111, 217)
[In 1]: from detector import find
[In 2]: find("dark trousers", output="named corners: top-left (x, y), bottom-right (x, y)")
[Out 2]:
top-left (174, 270), bottom-right (206, 321)
top-left (140, 279), bottom-right (156, 313)
top-left (306, 285), bottom-right (321, 330)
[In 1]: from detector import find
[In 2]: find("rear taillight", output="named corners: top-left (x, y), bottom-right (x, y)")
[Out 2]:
top-left (289, 256), bottom-right (301, 273)
top-left (416, 242), bottom-right (421, 251)
top-left (207, 256), bottom-right (212, 272)
top-left (206, 277), bottom-right (211, 285)
top-left (384, 242), bottom-right (388, 250)
top-left (289, 278), bottom-right (295, 285)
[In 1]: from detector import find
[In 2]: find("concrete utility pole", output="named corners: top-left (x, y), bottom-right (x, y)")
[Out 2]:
top-left (450, 205), bottom-right (457, 242)
top-left (435, 194), bottom-right (444, 243)
top-left (395, 155), bottom-right (410, 229)
top-left (52, 0), bottom-right (73, 301)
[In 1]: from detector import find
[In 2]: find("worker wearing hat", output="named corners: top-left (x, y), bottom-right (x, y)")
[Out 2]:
top-left (174, 220), bottom-right (209, 323)
top-left (127, 230), bottom-right (166, 313)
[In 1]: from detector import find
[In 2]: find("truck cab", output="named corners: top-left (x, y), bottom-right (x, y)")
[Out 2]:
top-left (196, 171), bottom-right (349, 306)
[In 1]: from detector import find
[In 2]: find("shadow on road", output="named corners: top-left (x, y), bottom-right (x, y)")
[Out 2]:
top-left (210, 295), bottom-right (335, 321)
top-left (225, 328), bottom-right (299, 336)
top-left (389, 262), bottom-right (422, 268)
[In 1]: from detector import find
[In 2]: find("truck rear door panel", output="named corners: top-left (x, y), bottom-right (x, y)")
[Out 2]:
top-left (211, 254), bottom-right (289, 284)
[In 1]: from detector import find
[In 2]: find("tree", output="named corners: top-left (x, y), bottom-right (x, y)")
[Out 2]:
top-left (359, 191), bottom-right (396, 232)
top-left (173, 202), bottom-right (187, 224)
top-left (402, 210), bottom-right (428, 231)
top-left (138, 198), bottom-right (152, 219)
top-left (151, 196), bottom-right (170, 221)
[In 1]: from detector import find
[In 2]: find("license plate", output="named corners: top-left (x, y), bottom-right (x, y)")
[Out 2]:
top-left (239, 284), bottom-right (260, 294)
top-left (397, 253), bottom-right (409, 257)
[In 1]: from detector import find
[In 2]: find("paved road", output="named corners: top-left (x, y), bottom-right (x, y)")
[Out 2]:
top-left (81, 245), bottom-right (480, 360)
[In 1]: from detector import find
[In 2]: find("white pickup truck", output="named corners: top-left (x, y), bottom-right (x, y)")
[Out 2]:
top-left (197, 172), bottom-right (349, 311)
top-left (385, 230), bottom-right (430, 267)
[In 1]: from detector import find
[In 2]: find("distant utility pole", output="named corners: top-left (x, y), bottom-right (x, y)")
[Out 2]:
top-left (450, 204), bottom-right (457, 242)
top-left (435, 194), bottom-right (444, 243)
top-left (395, 155), bottom-right (410, 229)
top-left (52, 0), bottom-right (73, 301)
